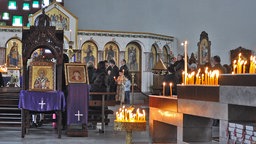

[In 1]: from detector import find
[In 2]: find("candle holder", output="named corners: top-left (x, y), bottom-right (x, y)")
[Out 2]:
top-left (114, 121), bottom-right (146, 144)
top-left (114, 106), bottom-right (146, 144)
top-left (131, 73), bottom-right (135, 105)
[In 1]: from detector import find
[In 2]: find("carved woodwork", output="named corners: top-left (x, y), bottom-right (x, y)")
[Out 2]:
top-left (22, 8), bottom-right (63, 90)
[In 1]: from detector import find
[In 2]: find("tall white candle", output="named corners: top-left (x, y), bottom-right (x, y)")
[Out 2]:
top-left (169, 83), bottom-right (172, 96)
top-left (184, 41), bottom-right (188, 84)
top-left (163, 82), bottom-right (166, 96)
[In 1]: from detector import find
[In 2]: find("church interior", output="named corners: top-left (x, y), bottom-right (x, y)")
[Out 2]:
top-left (0, 0), bottom-right (256, 143)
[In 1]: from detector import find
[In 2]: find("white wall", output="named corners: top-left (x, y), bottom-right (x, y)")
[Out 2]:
top-left (65, 0), bottom-right (256, 64)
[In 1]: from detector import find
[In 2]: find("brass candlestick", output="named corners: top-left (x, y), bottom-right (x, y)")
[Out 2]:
top-left (131, 72), bottom-right (135, 105)
top-left (114, 121), bottom-right (146, 144)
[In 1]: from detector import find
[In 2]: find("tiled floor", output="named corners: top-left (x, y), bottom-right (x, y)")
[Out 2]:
top-left (0, 105), bottom-right (151, 144)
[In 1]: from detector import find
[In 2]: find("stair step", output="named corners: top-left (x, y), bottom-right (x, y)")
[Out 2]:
top-left (0, 117), bottom-right (21, 120)
top-left (0, 121), bottom-right (21, 127)
top-left (0, 107), bottom-right (20, 110)
top-left (0, 113), bottom-right (21, 116)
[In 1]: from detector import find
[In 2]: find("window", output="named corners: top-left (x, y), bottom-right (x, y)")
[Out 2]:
top-left (23, 2), bottom-right (30, 10)
top-left (32, 0), bottom-right (40, 8)
top-left (8, 0), bottom-right (17, 10)
top-left (2, 12), bottom-right (10, 20)
top-left (12, 15), bottom-right (23, 26)
top-left (42, 0), bottom-right (50, 7)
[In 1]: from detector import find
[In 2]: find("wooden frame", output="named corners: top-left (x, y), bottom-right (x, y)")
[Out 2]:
top-left (125, 43), bottom-right (141, 71)
top-left (81, 41), bottom-right (98, 66)
top-left (104, 42), bottom-right (119, 65)
top-left (197, 31), bottom-right (211, 66)
top-left (5, 39), bottom-right (22, 68)
top-left (64, 63), bottom-right (88, 85)
top-left (29, 61), bottom-right (56, 91)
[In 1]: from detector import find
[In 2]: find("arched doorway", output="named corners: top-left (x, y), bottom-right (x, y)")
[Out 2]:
top-left (149, 45), bottom-right (158, 71)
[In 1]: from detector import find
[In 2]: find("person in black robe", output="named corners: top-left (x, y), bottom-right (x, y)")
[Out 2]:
top-left (108, 59), bottom-right (119, 100)
top-left (173, 54), bottom-right (185, 84)
top-left (61, 54), bottom-right (69, 129)
top-left (164, 64), bottom-right (177, 95)
top-left (119, 59), bottom-right (129, 72)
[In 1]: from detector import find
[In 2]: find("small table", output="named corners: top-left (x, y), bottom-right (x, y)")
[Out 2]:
top-left (19, 90), bottom-right (66, 138)
top-left (89, 92), bottom-right (116, 133)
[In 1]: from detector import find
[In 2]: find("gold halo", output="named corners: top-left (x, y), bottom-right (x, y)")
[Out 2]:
top-left (37, 68), bottom-right (47, 76)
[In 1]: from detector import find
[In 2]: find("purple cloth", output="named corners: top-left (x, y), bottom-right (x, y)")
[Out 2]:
top-left (67, 84), bottom-right (89, 125)
top-left (18, 90), bottom-right (66, 112)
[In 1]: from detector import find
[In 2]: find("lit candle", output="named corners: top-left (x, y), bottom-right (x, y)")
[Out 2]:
top-left (169, 83), bottom-right (172, 96)
top-left (196, 73), bottom-right (199, 84)
top-left (233, 60), bottom-right (237, 74)
top-left (253, 59), bottom-right (256, 73)
top-left (249, 56), bottom-right (253, 74)
top-left (191, 71), bottom-right (195, 85)
top-left (196, 69), bottom-right (201, 85)
top-left (215, 70), bottom-right (219, 85)
top-left (182, 71), bottom-right (185, 84)
top-left (205, 67), bottom-right (208, 85)
top-left (201, 74), bottom-right (204, 84)
top-left (243, 61), bottom-right (247, 73)
top-left (142, 110), bottom-right (146, 121)
top-left (207, 72), bottom-right (210, 85)
top-left (163, 82), bottom-right (166, 96)
top-left (184, 41), bottom-right (188, 84)
top-left (240, 60), bottom-right (244, 74)
top-left (238, 53), bottom-right (241, 61)
top-left (237, 53), bottom-right (242, 74)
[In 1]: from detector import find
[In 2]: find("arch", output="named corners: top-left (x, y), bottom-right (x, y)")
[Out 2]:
top-left (152, 42), bottom-right (160, 53)
top-left (149, 44), bottom-right (158, 70)
top-left (104, 42), bottom-right (119, 65)
top-left (81, 40), bottom-right (98, 67)
top-left (22, 18), bottom-right (63, 90)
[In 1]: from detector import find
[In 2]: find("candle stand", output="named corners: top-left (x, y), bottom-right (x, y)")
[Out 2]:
top-left (114, 120), bottom-right (146, 144)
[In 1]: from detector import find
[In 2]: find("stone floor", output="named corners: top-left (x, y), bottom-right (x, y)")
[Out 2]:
top-left (0, 104), bottom-right (220, 144)
top-left (0, 105), bottom-right (152, 144)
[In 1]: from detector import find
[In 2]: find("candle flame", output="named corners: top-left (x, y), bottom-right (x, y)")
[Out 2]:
top-left (116, 106), bottom-right (146, 122)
